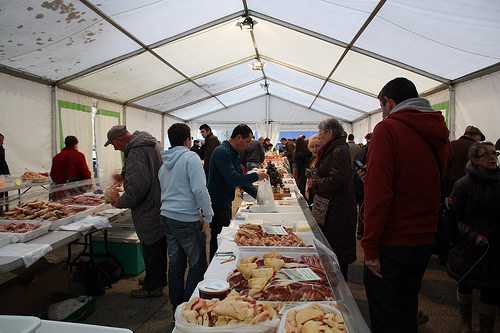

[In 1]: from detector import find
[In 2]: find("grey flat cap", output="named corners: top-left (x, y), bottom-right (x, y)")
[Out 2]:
top-left (105, 125), bottom-right (127, 147)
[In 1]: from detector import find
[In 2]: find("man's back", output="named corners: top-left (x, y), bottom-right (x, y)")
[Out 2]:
top-left (363, 108), bottom-right (450, 259)
top-left (348, 142), bottom-right (362, 163)
top-left (203, 134), bottom-right (220, 174)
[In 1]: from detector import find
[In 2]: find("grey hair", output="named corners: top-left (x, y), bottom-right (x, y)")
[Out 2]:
top-left (318, 118), bottom-right (345, 138)
top-left (469, 142), bottom-right (494, 161)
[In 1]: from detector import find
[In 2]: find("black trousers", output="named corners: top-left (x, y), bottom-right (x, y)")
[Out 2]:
top-left (141, 236), bottom-right (167, 291)
top-left (209, 205), bottom-right (232, 259)
top-left (364, 245), bottom-right (433, 333)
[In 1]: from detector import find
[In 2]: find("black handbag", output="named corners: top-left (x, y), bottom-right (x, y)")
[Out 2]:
top-left (447, 237), bottom-right (489, 284)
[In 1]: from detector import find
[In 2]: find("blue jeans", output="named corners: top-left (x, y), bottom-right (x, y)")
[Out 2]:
top-left (163, 216), bottom-right (207, 308)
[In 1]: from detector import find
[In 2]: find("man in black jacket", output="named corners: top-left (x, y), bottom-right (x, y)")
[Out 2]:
top-left (0, 133), bottom-right (10, 213)
top-left (200, 124), bottom-right (220, 178)
top-left (208, 125), bottom-right (268, 258)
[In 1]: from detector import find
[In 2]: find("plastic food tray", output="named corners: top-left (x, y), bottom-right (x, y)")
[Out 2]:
top-left (278, 303), bottom-right (354, 333)
top-left (36, 320), bottom-right (133, 333)
top-left (228, 226), bottom-right (317, 253)
top-left (234, 248), bottom-right (340, 303)
top-left (0, 220), bottom-right (51, 243)
top-left (0, 315), bottom-right (41, 333)
top-left (48, 204), bottom-right (106, 230)
top-left (0, 234), bottom-right (15, 248)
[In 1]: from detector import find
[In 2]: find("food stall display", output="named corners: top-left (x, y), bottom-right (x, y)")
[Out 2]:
top-left (282, 303), bottom-right (348, 333)
top-left (227, 252), bottom-right (335, 302)
top-left (0, 201), bottom-right (87, 221)
top-left (57, 194), bottom-right (105, 206)
top-left (174, 155), bottom-right (370, 333)
top-left (235, 224), bottom-right (309, 248)
top-left (177, 291), bottom-right (282, 328)
top-left (21, 171), bottom-right (49, 183)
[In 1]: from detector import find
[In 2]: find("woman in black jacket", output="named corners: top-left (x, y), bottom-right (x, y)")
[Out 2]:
top-left (293, 136), bottom-right (312, 196)
top-left (451, 142), bottom-right (500, 333)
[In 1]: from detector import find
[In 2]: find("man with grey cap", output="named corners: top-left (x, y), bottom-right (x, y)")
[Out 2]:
top-left (105, 125), bottom-right (166, 298)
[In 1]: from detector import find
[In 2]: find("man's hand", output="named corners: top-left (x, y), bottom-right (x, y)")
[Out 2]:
top-left (365, 258), bottom-right (382, 278)
top-left (112, 174), bottom-right (123, 184)
top-left (257, 171), bottom-right (269, 181)
top-left (356, 167), bottom-right (367, 182)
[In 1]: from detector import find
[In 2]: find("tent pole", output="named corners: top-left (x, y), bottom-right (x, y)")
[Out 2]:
top-left (51, 85), bottom-right (58, 156)
top-left (448, 85), bottom-right (456, 140)
top-left (161, 113), bottom-right (165, 150)
top-left (266, 94), bottom-right (270, 137)
top-left (122, 105), bottom-right (127, 126)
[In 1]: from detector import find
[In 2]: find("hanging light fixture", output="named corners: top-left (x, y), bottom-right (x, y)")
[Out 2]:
top-left (251, 59), bottom-right (264, 71)
top-left (260, 82), bottom-right (269, 90)
top-left (237, 16), bottom-right (256, 31)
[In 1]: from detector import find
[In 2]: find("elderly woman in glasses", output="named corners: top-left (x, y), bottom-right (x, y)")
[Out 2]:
top-left (310, 118), bottom-right (356, 281)
top-left (451, 142), bottom-right (500, 333)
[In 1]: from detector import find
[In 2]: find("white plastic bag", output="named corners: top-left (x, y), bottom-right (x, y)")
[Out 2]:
top-left (256, 179), bottom-right (277, 210)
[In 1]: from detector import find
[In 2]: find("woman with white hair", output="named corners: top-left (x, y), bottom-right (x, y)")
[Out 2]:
top-left (310, 118), bottom-right (357, 280)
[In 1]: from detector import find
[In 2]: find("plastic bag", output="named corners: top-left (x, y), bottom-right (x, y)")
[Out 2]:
top-left (256, 179), bottom-right (277, 210)
top-left (174, 302), bottom-right (279, 333)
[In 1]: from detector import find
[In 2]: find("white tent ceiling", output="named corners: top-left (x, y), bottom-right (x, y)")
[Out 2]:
top-left (1, 0), bottom-right (499, 123)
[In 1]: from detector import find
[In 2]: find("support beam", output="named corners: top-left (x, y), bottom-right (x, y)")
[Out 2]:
top-left (57, 10), bottom-right (245, 85)
top-left (188, 94), bottom-right (267, 121)
top-left (260, 55), bottom-right (378, 98)
top-left (0, 64), bottom-right (53, 86)
top-left (56, 49), bottom-right (146, 85)
top-left (126, 56), bottom-right (255, 104)
top-left (161, 113), bottom-right (165, 149)
top-left (163, 77), bottom-right (263, 114)
top-left (51, 85), bottom-right (58, 156)
top-left (451, 62), bottom-right (500, 85)
top-left (78, 0), bottom-right (228, 109)
top-left (310, 0), bottom-right (387, 108)
top-left (266, 78), bottom-right (366, 115)
top-left (270, 95), bottom-right (352, 123)
top-left (249, 9), bottom-right (448, 84)
top-left (448, 85), bottom-right (456, 140)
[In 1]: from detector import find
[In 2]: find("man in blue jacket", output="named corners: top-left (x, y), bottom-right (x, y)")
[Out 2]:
top-left (158, 123), bottom-right (214, 310)
top-left (208, 124), bottom-right (268, 258)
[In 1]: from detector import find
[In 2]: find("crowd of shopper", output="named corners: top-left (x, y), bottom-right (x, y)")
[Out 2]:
top-left (17, 76), bottom-right (495, 331)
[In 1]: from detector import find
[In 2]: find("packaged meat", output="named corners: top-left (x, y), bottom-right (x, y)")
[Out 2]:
top-left (235, 224), bottom-right (313, 248)
top-left (227, 251), bottom-right (336, 302)
top-left (57, 194), bottom-right (105, 206)
top-left (280, 303), bottom-right (352, 333)
top-left (0, 220), bottom-right (51, 243)
top-left (21, 171), bottom-right (49, 183)
top-left (175, 291), bottom-right (282, 333)
top-left (0, 201), bottom-right (87, 221)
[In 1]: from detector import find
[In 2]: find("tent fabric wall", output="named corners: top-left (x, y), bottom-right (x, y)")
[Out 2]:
top-left (352, 118), bottom-right (370, 144)
top-left (125, 106), bottom-right (163, 143)
top-left (455, 71), bottom-right (500, 144)
top-left (195, 96), bottom-right (267, 123)
top-left (95, 100), bottom-right (123, 184)
top-left (163, 115), bottom-right (179, 149)
top-left (56, 89), bottom-right (94, 172)
top-left (0, 73), bottom-right (52, 176)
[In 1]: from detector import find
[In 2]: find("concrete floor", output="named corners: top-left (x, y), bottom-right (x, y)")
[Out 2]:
top-left (82, 240), bottom-right (500, 333)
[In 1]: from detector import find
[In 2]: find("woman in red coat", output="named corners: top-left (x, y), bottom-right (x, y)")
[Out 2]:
top-left (50, 136), bottom-right (91, 199)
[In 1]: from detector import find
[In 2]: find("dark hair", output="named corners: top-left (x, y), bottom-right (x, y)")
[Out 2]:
top-left (348, 134), bottom-right (354, 141)
top-left (168, 123), bottom-right (191, 147)
top-left (280, 137), bottom-right (287, 141)
top-left (295, 136), bottom-right (309, 154)
top-left (0, 133), bottom-right (4, 138)
top-left (199, 124), bottom-right (211, 132)
top-left (193, 139), bottom-right (199, 144)
top-left (378, 77), bottom-right (418, 105)
top-left (64, 136), bottom-right (78, 148)
top-left (469, 142), bottom-right (495, 161)
top-left (230, 124), bottom-right (253, 139)
top-left (496, 138), bottom-right (500, 151)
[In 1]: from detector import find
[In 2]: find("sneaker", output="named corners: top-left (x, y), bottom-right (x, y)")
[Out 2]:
top-left (130, 287), bottom-right (163, 298)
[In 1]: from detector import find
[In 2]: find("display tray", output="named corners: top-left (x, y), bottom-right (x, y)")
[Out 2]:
top-left (56, 193), bottom-right (106, 207)
top-left (0, 221), bottom-right (51, 243)
top-left (48, 205), bottom-right (106, 230)
top-left (225, 225), bottom-right (316, 252)
top-left (278, 302), bottom-right (353, 333)
top-left (0, 234), bottom-right (15, 248)
top-left (226, 249), bottom-right (339, 303)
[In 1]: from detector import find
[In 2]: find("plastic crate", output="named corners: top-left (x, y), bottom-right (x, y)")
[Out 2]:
top-left (92, 230), bottom-right (144, 276)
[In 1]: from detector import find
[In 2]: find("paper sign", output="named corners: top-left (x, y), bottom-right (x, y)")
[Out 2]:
top-left (262, 225), bottom-right (288, 235)
top-left (282, 267), bottom-right (321, 282)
